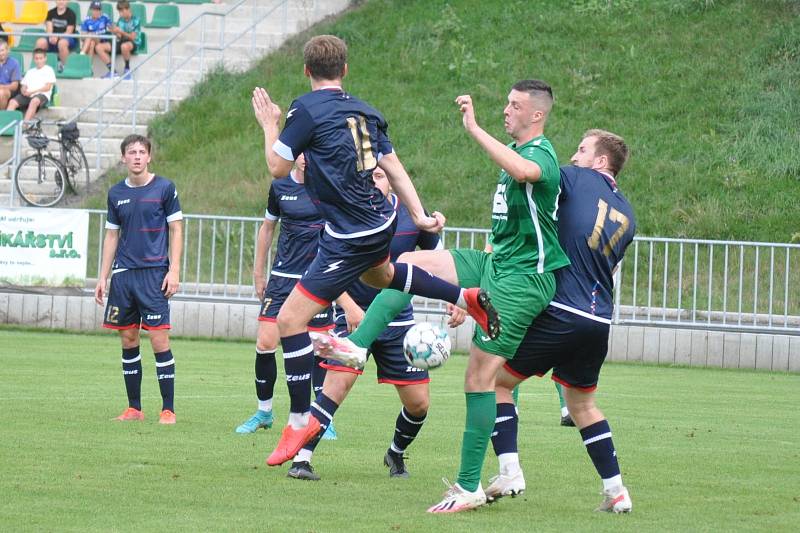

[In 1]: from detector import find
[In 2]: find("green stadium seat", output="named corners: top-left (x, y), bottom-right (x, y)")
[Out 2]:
top-left (14, 27), bottom-right (45, 52)
top-left (57, 53), bottom-right (93, 79)
top-left (102, 2), bottom-right (114, 19)
top-left (0, 110), bottom-right (23, 137)
top-left (68, 1), bottom-right (81, 21)
top-left (142, 0), bottom-right (168, 3)
top-left (172, 0), bottom-right (206, 4)
top-left (131, 3), bottom-right (147, 26)
top-left (9, 51), bottom-right (25, 75)
top-left (137, 32), bottom-right (148, 54)
top-left (144, 5), bottom-right (179, 29)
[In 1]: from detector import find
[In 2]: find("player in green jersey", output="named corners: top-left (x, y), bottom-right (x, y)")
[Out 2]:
top-left (311, 80), bottom-right (569, 512)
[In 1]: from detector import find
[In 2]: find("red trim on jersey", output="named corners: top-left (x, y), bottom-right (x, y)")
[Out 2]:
top-left (296, 282), bottom-right (331, 306)
top-left (378, 377), bottom-right (431, 386)
top-left (307, 324), bottom-right (335, 332)
top-left (552, 374), bottom-right (597, 393)
top-left (258, 316), bottom-right (277, 323)
top-left (138, 227), bottom-right (165, 232)
top-left (103, 323), bottom-right (140, 330)
top-left (503, 363), bottom-right (530, 381)
top-left (138, 198), bottom-right (161, 203)
top-left (372, 254), bottom-right (391, 267)
top-left (142, 324), bottom-right (171, 331)
top-left (319, 362), bottom-right (363, 375)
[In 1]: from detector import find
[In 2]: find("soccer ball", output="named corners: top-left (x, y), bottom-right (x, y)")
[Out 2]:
top-left (403, 322), bottom-right (451, 370)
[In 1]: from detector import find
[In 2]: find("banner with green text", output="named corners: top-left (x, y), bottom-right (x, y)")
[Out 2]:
top-left (0, 207), bottom-right (89, 287)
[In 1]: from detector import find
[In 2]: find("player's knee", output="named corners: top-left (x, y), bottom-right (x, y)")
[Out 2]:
top-left (404, 395), bottom-right (428, 417)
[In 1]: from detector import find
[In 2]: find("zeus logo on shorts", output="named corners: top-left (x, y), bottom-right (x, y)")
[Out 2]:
top-left (146, 314), bottom-right (162, 320)
top-left (286, 373), bottom-right (311, 381)
top-left (323, 260), bottom-right (343, 273)
top-left (405, 366), bottom-right (425, 373)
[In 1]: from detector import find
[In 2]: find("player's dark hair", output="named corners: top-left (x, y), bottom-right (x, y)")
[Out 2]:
top-left (120, 134), bottom-right (151, 155)
top-left (303, 35), bottom-right (347, 81)
top-left (512, 79), bottom-right (553, 114)
top-left (584, 129), bottom-right (629, 176)
top-left (32, 48), bottom-right (47, 57)
top-left (117, 0), bottom-right (130, 11)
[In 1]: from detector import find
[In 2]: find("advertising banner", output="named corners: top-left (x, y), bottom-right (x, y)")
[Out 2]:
top-left (0, 207), bottom-right (90, 287)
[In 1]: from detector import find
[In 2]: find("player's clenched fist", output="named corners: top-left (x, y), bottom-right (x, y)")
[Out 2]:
top-left (455, 94), bottom-right (477, 131)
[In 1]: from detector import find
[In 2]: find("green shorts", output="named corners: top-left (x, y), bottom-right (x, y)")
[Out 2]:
top-left (450, 249), bottom-right (555, 359)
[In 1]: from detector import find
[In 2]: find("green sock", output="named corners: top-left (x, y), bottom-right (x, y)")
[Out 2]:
top-left (456, 391), bottom-right (496, 492)
top-left (348, 289), bottom-right (412, 348)
top-left (512, 384), bottom-right (520, 407)
top-left (555, 381), bottom-right (567, 409)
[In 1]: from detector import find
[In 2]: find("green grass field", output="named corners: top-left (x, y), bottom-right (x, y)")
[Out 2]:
top-left (84, 0), bottom-right (800, 241)
top-left (1, 328), bottom-right (799, 532)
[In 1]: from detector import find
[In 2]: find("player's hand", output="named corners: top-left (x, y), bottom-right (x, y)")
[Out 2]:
top-left (94, 277), bottom-right (107, 306)
top-left (345, 306), bottom-right (365, 333)
top-left (414, 211), bottom-right (445, 233)
top-left (254, 275), bottom-right (266, 301)
top-left (162, 270), bottom-right (179, 299)
top-left (455, 94), bottom-right (478, 132)
top-left (446, 303), bottom-right (466, 328)
top-left (252, 87), bottom-right (282, 130)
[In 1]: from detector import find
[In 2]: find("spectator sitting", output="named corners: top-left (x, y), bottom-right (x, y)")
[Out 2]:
top-left (98, 0), bottom-right (141, 80)
top-left (7, 48), bottom-right (56, 121)
top-left (0, 40), bottom-right (21, 109)
top-left (81, 1), bottom-right (113, 76)
top-left (36, 0), bottom-right (78, 74)
top-left (0, 22), bottom-right (9, 44)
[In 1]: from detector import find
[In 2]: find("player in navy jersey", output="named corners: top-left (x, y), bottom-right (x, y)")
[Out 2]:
top-left (94, 134), bottom-right (183, 425)
top-left (485, 130), bottom-right (636, 513)
top-left (235, 154), bottom-right (337, 439)
top-left (285, 167), bottom-right (467, 480)
top-left (251, 34), bottom-right (499, 467)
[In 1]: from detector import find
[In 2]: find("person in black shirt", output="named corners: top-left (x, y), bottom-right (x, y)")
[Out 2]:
top-left (35, 0), bottom-right (77, 73)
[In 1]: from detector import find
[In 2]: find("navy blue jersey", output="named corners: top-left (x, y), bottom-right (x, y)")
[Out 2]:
top-left (334, 195), bottom-right (441, 325)
top-left (273, 87), bottom-right (396, 239)
top-left (105, 176), bottom-right (182, 270)
top-left (266, 172), bottom-right (324, 278)
top-left (551, 166), bottom-right (636, 321)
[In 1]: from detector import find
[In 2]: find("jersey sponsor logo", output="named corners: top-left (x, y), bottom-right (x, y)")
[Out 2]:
top-left (280, 195), bottom-right (298, 201)
top-left (117, 198), bottom-right (131, 207)
top-left (146, 314), bottom-right (162, 320)
top-left (492, 183), bottom-right (508, 221)
top-left (323, 260), bottom-right (344, 273)
top-left (405, 366), bottom-right (425, 373)
top-left (286, 373), bottom-right (311, 382)
top-left (480, 334), bottom-right (492, 342)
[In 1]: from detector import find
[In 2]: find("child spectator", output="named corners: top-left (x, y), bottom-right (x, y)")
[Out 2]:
top-left (7, 48), bottom-right (56, 121)
top-left (0, 40), bottom-right (21, 109)
top-left (99, 0), bottom-right (141, 79)
top-left (36, 0), bottom-right (78, 73)
top-left (81, 1), bottom-right (114, 76)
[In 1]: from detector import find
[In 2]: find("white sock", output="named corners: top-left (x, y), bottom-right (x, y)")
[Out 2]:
top-left (294, 448), bottom-right (313, 463)
top-left (561, 406), bottom-right (569, 417)
top-left (602, 474), bottom-right (623, 492)
top-left (258, 399), bottom-right (272, 412)
top-left (498, 452), bottom-right (521, 476)
top-left (288, 411), bottom-right (309, 429)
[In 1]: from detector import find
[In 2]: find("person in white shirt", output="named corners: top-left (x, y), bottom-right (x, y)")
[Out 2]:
top-left (7, 48), bottom-right (56, 121)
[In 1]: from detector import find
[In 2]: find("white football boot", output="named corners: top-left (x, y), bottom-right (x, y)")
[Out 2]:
top-left (485, 470), bottom-right (526, 501)
top-left (596, 485), bottom-right (632, 513)
top-left (427, 478), bottom-right (487, 513)
top-left (308, 331), bottom-right (366, 369)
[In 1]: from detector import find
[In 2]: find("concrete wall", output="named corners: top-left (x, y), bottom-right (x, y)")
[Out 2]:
top-left (1, 292), bottom-right (799, 372)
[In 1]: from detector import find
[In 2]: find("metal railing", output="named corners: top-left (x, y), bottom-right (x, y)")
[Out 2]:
top-left (84, 210), bottom-right (800, 335)
top-left (0, 119), bottom-right (23, 206)
top-left (67, 0), bottom-right (297, 174)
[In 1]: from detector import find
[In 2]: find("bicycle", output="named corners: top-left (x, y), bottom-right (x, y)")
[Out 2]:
top-left (14, 120), bottom-right (90, 207)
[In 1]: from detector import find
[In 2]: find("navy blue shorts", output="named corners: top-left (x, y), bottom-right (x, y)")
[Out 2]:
top-left (296, 222), bottom-right (396, 306)
top-left (504, 305), bottom-right (610, 392)
top-left (48, 36), bottom-right (78, 52)
top-left (103, 267), bottom-right (170, 330)
top-left (322, 320), bottom-right (430, 385)
top-left (258, 274), bottom-right (333, 331)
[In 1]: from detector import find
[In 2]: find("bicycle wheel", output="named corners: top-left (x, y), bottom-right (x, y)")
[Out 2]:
top-left (15, 154), bottom-right (67, 207)
top-left (62, 142), bottom-right (90, 195)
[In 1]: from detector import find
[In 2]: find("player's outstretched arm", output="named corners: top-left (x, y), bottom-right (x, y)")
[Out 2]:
top-left (253, 219), bottom-right (276, 300)
top-left (252, 87), bottom-right (292, 179)
top-left (456, 94), bottom-right (542, 183)
top-left (378, 152), bottom-right (445, 233)
top-left (95, 229), bottom-right (119, 305)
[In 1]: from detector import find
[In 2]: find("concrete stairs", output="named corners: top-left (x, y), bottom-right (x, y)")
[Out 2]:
top-left (1, 0), bottom-right (351, 205)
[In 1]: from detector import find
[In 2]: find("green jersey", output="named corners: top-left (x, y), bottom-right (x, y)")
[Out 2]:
top-left (490, 135), bottom-right (569, 275)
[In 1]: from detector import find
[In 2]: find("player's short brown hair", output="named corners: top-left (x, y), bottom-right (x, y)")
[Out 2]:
top-left (120, 134), bottom-right (151, 155)
top-left (583, 129), bottom-right (629, 176)
top-left (512, 79), bottom-right (554, 114)
top-left (117, 0), bottom-right (130, 11)
top-left (303, 35), bottom-right (347, 81)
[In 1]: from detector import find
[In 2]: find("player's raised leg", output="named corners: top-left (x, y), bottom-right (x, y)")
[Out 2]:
top-left (563, 386), bottom-right (632, 513)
